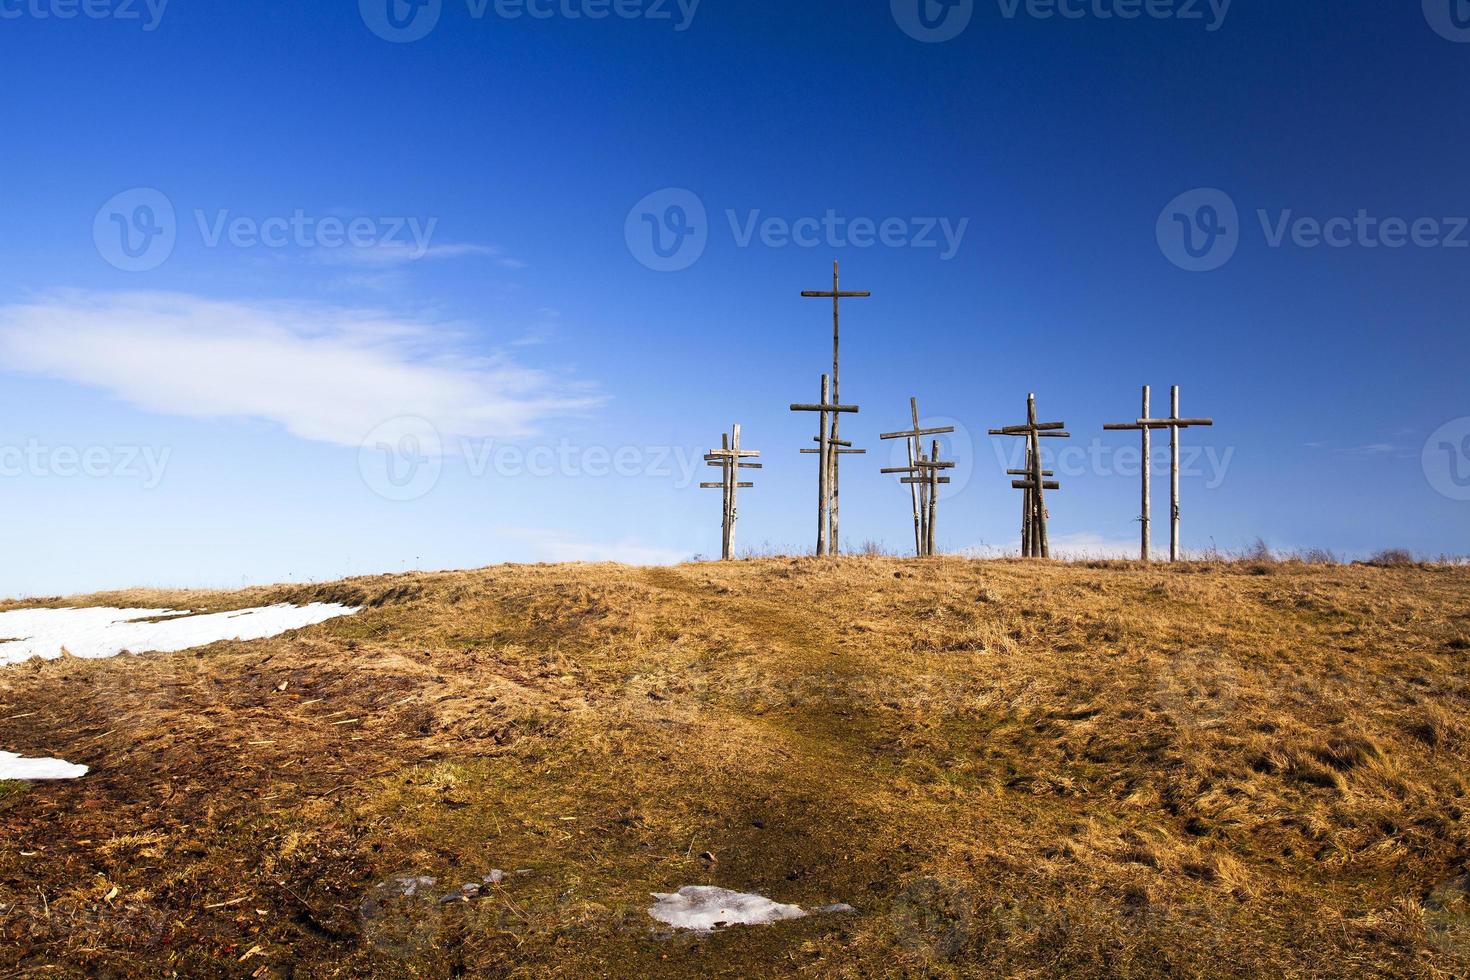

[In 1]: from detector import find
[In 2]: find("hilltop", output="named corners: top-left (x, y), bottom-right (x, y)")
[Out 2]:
top-left (1, 558), bottom-right (1468, 977)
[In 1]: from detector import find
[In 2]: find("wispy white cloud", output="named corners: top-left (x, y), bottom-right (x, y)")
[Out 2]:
top-left (0, 290), bottom-right (599, 450)
top-left (497, 528), bottom-right (685, 566)
top-left (311, 242), bottom-right (526, 269)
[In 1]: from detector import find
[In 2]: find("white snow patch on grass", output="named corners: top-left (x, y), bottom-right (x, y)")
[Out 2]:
top-left (648, 886), bottom-right (807, 931)
top-left (0, 751), bottom-right (87, 780)
top-left (0, 603), bottom-right (360, 667)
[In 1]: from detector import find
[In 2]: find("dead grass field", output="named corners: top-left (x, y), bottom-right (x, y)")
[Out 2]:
top-left (1, 557), bottom-right (1468, 978)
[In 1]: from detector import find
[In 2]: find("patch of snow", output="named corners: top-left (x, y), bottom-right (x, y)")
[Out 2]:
top-left (648, 886), bottom-right (807, 931)
top-left (0, 751), bottom-right (87, 780)
top-left (0, 603), bottom-right (360, 667)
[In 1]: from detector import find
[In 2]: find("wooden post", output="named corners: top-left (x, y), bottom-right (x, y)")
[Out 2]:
top-left (927, 439), bottom-right (939, 557)
top-left (802, 261), bottom-right (870, 555)
top-left (1103, 385), bottom-right (1155, 561)
top-left (818, 376), bottom-right (830, 557)
top-left (991, 395), bottom-right (1069, 561)
top-left (792, 376), bottom-right (861, 557)
top-left (1170, 386), bottom-right (1181, 562)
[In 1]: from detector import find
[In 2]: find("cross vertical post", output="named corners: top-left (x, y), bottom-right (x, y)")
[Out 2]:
top-left (801, 261), bottom-right (870, 554)
top-left (792, 376), bottom-right (861, 557)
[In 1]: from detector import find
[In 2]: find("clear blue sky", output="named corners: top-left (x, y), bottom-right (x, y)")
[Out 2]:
top-left (1, 0), bottom-right (1467, 595)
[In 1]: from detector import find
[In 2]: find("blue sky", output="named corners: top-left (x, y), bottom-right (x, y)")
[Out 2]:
top-left (1, 0), bottom-right (1467, 595)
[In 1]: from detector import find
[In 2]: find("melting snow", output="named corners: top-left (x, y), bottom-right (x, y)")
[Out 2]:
top-left (648, 886), bottom-right (808, 931)
top-left (0, 751), bottom-right (87, 780)
top-left (0, 603), bottom-right (360, 667)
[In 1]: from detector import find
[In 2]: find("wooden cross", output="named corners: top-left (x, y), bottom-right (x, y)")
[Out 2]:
top-left (700, 424), bottom-right (761, 561)
top-left (990, 394), bottom-right (1068, 559)
top-left (801, 261), bottom-right (870, 554)
top-left (1129, 386), bottom-right (1214, 562)
top-left (1103, 385), bottom-right (1155, 561)
top-left (879, 398), bottom-right (955, 557)
top-left (791, 374), bottom-right (861, 557)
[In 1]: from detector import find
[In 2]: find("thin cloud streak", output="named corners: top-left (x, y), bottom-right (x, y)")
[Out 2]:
top-left (0, 290), bottom-right (600, 451)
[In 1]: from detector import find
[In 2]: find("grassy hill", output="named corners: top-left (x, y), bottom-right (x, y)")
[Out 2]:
top-left (2, 558), bottom-right (1468, 977)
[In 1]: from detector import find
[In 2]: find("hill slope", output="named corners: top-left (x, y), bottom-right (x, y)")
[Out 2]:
top-left (2, 558), bottom-right (1469, 977)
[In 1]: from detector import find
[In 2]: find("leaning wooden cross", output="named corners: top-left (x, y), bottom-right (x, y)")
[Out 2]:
top-left (1125, 386), bottom-right (1213, 562)
top-left (990, 394), bottom-right (1068, 559)
top-left (879, 398), bottom-right (955, 557)
top-left (801, 261), bottom-right (870, 554)
top-left (791, 375), bottom-right (861, 557)
top-left (700, 424), bottom-right (761, 561)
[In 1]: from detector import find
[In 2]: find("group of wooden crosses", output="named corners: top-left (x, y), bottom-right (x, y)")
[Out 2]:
top-left (703, 263), bottom-right (1214, 562)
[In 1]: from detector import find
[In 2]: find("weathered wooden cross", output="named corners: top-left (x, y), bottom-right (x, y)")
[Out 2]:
top-left (879, 398), bottom-right (955, 557)
top-left (791, 374), bottom-right (861, 557)
top-left (990, 394), bottom-right (1068, 559)
top-left (1103, 385), bottom-right (1156, 561)
top-left (801, 261), bottom-right (870, 554)
top-left (1127, 386), bottom-right (1214, 562)
top-left (700, 424), bottom-right (761, 561)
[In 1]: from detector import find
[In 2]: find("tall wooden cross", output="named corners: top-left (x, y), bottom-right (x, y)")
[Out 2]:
top-left (990, 394), bottom-right (1068, 559)
top-left (801, 261), bottom-right (870, 554)
top-left (1103, 385), bottom-right (1155, 561)
top-left (700, 424), bottom-right (761, 561)
top-left (1131, 386), bottom-right (1214, 562)
top-left (791, 374), bottom-right (860, 557)
top-left (880, 398), bottom-right (955, 557)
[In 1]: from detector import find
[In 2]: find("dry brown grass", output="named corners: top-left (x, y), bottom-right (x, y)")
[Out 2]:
top-left (1, 558), bottom-right (1468, 977)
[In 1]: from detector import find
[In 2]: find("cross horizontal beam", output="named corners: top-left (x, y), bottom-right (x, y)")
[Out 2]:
top-left (1013, 480), bottom-right (1062, 491)
top-left (801, 290), bottom-right (871, 299)
top-left (706, 449), bottom-right (762, 458)
top-left (989, 422), bottom-right (1066, 436)
top-left (914, 460), bottom-right (956, 470)
top-left (902, 477), bottom-right (952, 485)
top-left (879, 425), bottom-right (956, 441)
top-left (701, 482), bottom-right (754, 489)
top-left (1007, 468), bottom-right (1055, 477)
top-left (791, 403), bottom-right (860, 414)
top-left (707, 460), bottom-right (763, 468)
top-left (801, 448), bottom-right (866, 455)
top-left (1136, 417), bottom-right (1214, 428)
